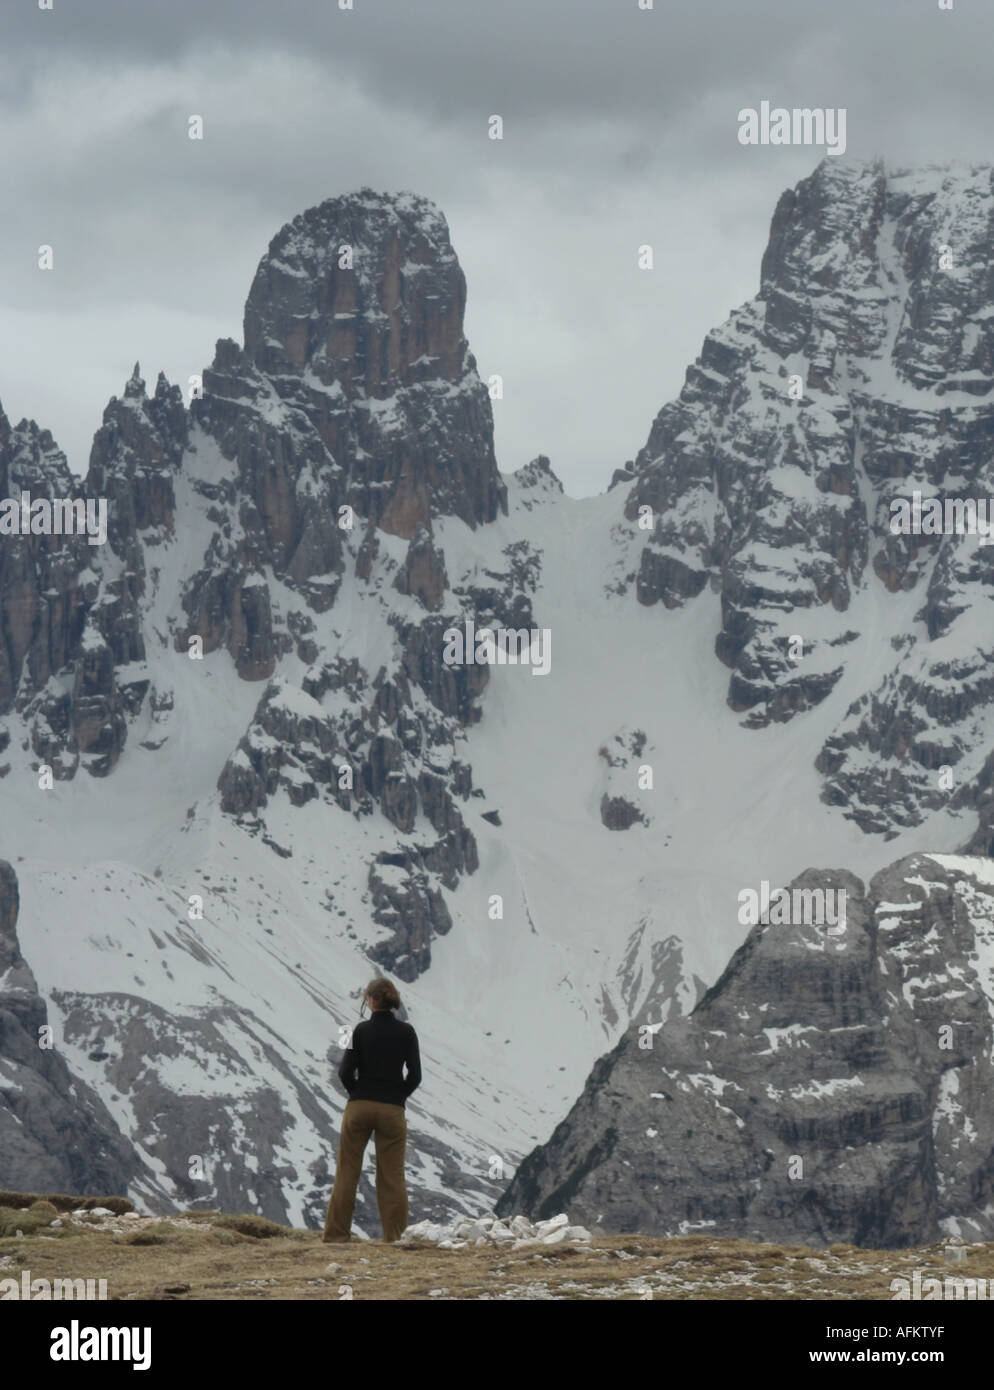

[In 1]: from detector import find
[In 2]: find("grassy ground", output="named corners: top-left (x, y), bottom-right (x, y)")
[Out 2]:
top-left (1, 1199), bottom-right (992, 1300)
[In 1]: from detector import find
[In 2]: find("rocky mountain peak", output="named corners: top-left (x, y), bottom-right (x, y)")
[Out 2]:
top-left (123, 362), bottom-right (145, 399)
top-left (199, 188), bottom-right (507, 539)
top-left (512, 454), bottom-right (564, 496)
top-left (500, 853), bottom-right (994, 1248)
top-left (1, 412), bottom-right (75, 499)
top-left (759, 158), bottom-right (994, 394)
top-left (244, 189), bottom-right (463, 384)
top-left (621, 158), bottom-right (994, 838)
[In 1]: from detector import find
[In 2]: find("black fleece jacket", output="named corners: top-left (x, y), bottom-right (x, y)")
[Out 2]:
top-left (338, 1010), bottom-right (422, 1108)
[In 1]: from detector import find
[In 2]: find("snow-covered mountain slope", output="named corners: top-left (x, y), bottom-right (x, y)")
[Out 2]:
top-left (3, 163), bottom-right (994, 1239)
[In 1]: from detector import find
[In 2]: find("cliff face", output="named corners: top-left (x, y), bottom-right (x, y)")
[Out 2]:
top-left (240, 190), bottom-right (506, 538)
top-left (498, 854), bottom-right (994, 1248)
top-left (0, 860), bottom-right (138, 1195)
top-left (625, 161), bottom-right (994, 837)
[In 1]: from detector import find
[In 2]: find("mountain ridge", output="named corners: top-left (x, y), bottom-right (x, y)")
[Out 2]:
top-left (3, 161), bottom-right (994, 1241)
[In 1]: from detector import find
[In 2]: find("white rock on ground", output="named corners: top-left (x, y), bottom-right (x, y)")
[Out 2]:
top-left (399, 1213), bottom-right (591, 1249)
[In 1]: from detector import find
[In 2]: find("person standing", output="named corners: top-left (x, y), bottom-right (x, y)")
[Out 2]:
top-left (323, 976), bottom-right (421, 1243)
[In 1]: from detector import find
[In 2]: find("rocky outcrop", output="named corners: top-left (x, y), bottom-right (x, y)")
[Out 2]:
top-left (240, 189), bottom-right (507, 537)
top-left (190, 192), bottom-right (522, 976)
top-left (394, 527), bottom-right (448, 611)
top-left (600, 795), bottom-right (646, 831)
top-left (498, 854), bottom-right (994, 1248)
top-left (0, 364), bottom-right (188, 778)
top-left (217, 657), bottom-right (480, 978)
top-left (0, 415), bottom-right (94, 775)
top-left (367, 853), bottom-right (454, 982)
top-left (619, 161), bottom-right (994, 829)
top-left (597, 729), bottom-right (652, 830)
top-left (85, 363), bottom-right (186, 588)
top-left (0, 860), bottom-right (139, 1196)
top-left (511, 455), bottom-right (563, 512)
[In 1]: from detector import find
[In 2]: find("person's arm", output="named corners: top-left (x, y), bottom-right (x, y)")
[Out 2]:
top-left (338, 1025), bottom-right (360, 1095)
top-left (403, 1026), bottom-right (422, 1098)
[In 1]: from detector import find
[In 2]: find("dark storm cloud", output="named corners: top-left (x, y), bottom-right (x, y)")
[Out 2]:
top-left (2, 0), bottom-right (993, 494)
top-left (9, 0), bottom-right (992, 133)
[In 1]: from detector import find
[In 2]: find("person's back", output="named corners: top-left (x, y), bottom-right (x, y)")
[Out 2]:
top-left (341, 1011), bottom-right (421, 1110)
top-left (323, 976), bottom-right (421, 1244)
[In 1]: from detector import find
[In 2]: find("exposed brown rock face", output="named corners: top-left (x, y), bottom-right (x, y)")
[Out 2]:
top-left (394, 527), bottom-right (448, 611)
top-left (2, 189), bottom-right (508, 783)
top-left (171, 191), bottom-right (507, 688)
top-left (240, 189), bottom-right (507, 538)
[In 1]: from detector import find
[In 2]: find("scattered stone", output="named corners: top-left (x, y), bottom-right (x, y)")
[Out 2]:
top-left (539, 1227), bottom-right (569, 1246)
top-left (400, 1213), bottom-right (591, 1251)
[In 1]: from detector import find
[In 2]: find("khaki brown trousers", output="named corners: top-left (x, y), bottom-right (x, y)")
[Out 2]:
top-left (323, 1099), bottom-right (409, 1242)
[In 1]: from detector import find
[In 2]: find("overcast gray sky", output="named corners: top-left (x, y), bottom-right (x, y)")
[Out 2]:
top-left (2, 0), bottom-right (992, 496)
